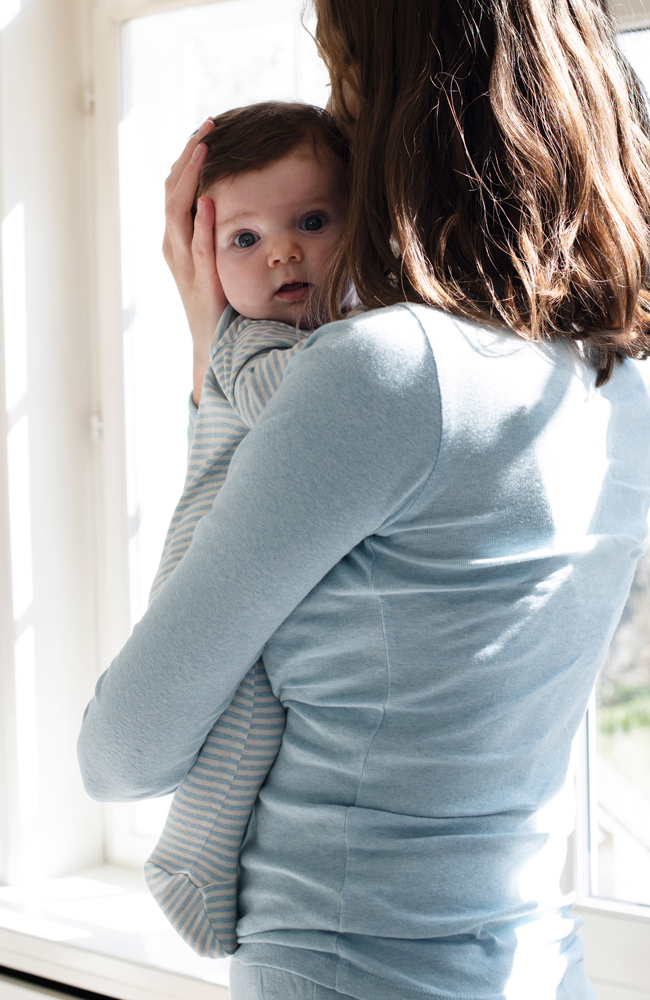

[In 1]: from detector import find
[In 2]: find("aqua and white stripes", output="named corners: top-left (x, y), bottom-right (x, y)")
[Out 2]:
top-left (150, 308), bottom-right (304, 596)
top-left (144, 307), bottom-right (303, 957)
top-left (144, 661), bottom-right (286, 957)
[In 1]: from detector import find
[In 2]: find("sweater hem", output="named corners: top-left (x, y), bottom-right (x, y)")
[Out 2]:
top-left (232, 942), bottom-right (509, 1000)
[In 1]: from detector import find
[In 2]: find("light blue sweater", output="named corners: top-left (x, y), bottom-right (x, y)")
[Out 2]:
top-left (78, 304), bottom-right (650, 1000)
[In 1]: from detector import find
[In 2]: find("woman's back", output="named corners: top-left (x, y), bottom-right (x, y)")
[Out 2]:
top-left (234, 303), bottom-right (650, 998)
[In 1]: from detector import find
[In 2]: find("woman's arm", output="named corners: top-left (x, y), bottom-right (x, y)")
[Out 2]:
top-left (77, 307), bottom-right (441, 802)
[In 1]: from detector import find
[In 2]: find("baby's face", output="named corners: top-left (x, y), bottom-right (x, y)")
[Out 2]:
top-left (205, 142), bottom-right (345, 328)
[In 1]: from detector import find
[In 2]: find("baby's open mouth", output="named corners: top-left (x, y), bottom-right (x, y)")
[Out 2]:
top-left (275, 281), bottom-right (311, 302)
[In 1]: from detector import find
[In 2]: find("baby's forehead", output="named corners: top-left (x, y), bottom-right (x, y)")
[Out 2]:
top-left (204, 140), bottom-right (344, 195)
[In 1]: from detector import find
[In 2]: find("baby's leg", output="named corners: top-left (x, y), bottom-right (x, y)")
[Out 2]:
top-left (145, 658), bottom-right (285, 957)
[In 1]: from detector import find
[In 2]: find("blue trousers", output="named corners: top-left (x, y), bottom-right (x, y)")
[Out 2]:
top-left (229, 961), bottom-right (357, 999)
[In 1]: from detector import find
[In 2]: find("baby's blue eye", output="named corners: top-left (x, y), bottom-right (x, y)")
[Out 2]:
top-left (302, 215), bottom-right (325, 232)
top-left (235, 232), bottom-right (258, 248)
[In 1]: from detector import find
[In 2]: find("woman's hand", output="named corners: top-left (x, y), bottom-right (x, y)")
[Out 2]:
top-left (163, 118), bottom-right (227, 405)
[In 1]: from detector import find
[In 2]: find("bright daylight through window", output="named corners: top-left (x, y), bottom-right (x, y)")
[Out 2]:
top-left (116, 0), bottom-right (329, 851)
top-left (586, 28), bottom-right (650, 914)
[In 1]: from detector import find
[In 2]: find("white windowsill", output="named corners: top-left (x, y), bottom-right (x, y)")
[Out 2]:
top-left (0, 866), bottom-right (230, 1000)
top-left (575, 902), bottom-right (650, 997)
top-left (1, 868), bottom-right (649, 1000)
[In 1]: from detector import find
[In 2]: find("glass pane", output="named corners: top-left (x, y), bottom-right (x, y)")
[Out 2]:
top-left (589, 365), bottom-right (650, 908)
top-left (617, 26), bottom-right (650, 95)
top-left (584, 28), bottom-right (650, 910)
top-left (120, 0), bottom-right (329, 630)
top-left (117, 0), bottom-right (329, 848)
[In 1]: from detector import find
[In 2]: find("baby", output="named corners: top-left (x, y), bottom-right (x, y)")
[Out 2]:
top-left (200, 100), bottom-right (349, 330)
top-left (145, 102), bottom-right (351, 958)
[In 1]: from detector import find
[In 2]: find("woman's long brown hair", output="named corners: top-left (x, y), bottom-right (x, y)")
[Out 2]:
top-left (313, 0), bottom-right (650, 383)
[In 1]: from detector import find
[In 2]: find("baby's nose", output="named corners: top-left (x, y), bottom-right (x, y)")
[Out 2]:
top-left (268, 238), bottom-right (303, 266)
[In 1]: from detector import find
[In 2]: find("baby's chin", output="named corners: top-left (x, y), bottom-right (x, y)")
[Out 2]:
top-left (228, 300), bottom-right (312, 329)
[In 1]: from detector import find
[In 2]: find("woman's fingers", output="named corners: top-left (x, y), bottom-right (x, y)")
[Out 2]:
top-left (162, 119), bottom-right (224, 364)
top-left (163, 120), bottom-right (213, 274)
top-left (165, 118), bottom-right (214, 196)
top-left (193, 196), bottom-right (226, 307)
top-left (189, 196), bottom-right (227, 402)
top-left (163, 143), bottom-right (207, 270)
top-left (169, 139), bottom-right (208, 224)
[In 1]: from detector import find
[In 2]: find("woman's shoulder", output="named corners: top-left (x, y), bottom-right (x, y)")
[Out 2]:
top-left (305, 301), bottom-right (520, 362)
top-left (300, 303), bottom-right (439, 387)
top-left (271, 304), bottom-right (443, 466)
top-left (306, 301), bottom-right (430, 348)
top-left (297, 300), bottom-right (650, 416)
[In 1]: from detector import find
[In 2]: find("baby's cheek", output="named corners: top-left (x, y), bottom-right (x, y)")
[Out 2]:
top-left (222, 283), bottom-right (266, 321)
top-left (215, 259), bottom-right (239, 301)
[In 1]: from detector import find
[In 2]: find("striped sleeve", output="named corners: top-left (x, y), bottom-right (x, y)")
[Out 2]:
top-left (211, 307), bottom-right (305, 429)
top-left (149, 312), bottom-right (304, 600)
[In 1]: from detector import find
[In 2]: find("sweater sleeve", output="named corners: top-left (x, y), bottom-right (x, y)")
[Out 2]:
top-left (211, 307), bottom-right (305, 428)
top-left (77, 306), bottom-right (441, 801)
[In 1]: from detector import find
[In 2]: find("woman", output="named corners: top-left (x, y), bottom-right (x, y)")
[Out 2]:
top-left (78, 1), bottom-right (650, 997)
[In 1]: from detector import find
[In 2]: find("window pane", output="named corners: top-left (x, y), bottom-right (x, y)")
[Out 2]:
top-left (120, 0), bottom-right (329, 630)
top-left (116, 0), bottom-right (329, 854)
top-left (589, 365), bottom-right (650, 908)
top-left (584, 28), bottom-right (650, 911)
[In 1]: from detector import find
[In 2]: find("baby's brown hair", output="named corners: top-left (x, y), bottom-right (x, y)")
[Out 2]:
top-left (196, 101), bottom-right (349, 205)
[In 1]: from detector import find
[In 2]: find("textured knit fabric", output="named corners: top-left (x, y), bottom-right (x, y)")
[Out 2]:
top-left (229, 961), bottom-right (359, 999)
top-left (145, 306), bottom-right (301, 956)
top-left (150, 305), bottom-right (304, 594)
top-left (78, 303), bottom-right (650, 1000)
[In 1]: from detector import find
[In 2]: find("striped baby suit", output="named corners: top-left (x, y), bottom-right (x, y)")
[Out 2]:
top-left (144, 305), bottom-right (304, 957)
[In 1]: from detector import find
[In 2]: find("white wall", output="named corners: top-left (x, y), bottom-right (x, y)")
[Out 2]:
top-left (0, 0), bottom-right (102, 882)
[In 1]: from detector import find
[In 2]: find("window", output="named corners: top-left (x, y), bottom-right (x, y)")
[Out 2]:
top-left (119, 0), bottom-right (329, 630)
top-left (111, 0), bottom-right (329, 864)
top-left (591, 25), bottom-right (650, 912)
top-left (589, 525), bottom-right (650, 909)
top-left (573, 26), bottom-right (650, 917)
top-left (566, 29), bottom-right (650, 998)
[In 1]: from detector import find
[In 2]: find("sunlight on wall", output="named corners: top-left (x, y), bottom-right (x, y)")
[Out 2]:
top-left (3, 203), bottom-right (32, 616)
top-left (13, 623), bottom-right (37, 828)
top-left (5, 416), bottom-right (32, 618)
top-left (0, 876), bottom-right (151, 934)
top-left (0, 0), bottom-right (20, 32)
top-left (2, 202), bottom-right (40, 854)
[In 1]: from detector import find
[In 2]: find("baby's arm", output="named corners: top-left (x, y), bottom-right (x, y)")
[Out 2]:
top-left (210, 306), bottom-right (306, 428)
top-left (148, 311), bottom-right (302, 601)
